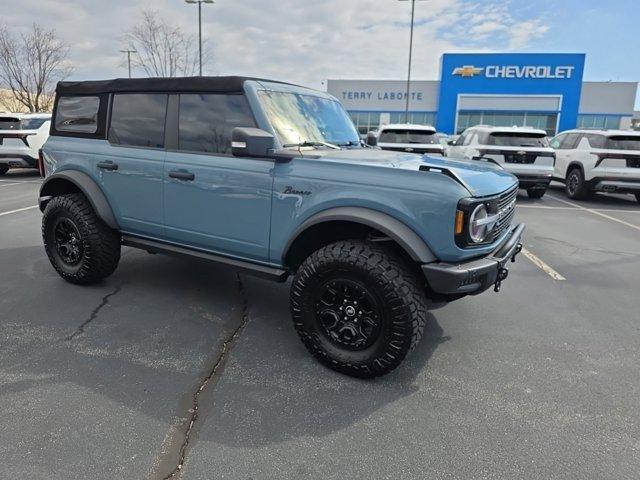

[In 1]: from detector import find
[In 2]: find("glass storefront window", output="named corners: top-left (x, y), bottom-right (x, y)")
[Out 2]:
top-left (348, 111), bottom-right (435, 136)
top-left (577, 114), bottom-right (622, 130)
top-left (456, 111), bottom-right (558, 135)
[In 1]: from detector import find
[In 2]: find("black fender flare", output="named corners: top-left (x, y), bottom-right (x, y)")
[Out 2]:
top-left (39, 170), bottom-right (119, 230)
top-left (284, 207), bottom-right (437, 264)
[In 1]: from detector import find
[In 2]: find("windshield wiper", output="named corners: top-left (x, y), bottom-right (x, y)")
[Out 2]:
top-left (282, 140), bottom-right (341, 150)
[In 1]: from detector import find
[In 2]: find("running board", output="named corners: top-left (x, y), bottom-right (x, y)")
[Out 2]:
top-left (122, 235), bottom-right (289, 282)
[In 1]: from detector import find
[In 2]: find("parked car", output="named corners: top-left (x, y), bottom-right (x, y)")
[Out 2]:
top-left (448, 125), bottom-right (555, 198)
top-left (370, 123), bottom-right (445, 156)
top-left (39, 76), bottom-right (524, 378)
top-left (0, 113), bottom-right (51, 174)
top-left (550, 129), bottom-right (640, 202)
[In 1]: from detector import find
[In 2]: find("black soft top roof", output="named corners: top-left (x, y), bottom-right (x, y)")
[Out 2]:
top-left (56, 76), bottom-right (294, 95)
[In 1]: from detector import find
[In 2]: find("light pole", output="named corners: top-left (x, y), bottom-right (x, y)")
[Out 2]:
top-left (185, 0), bottom-right (214, 76)
top-left (120, 49), bottom-right (137, 78)
top-left (398, 0), bottom-right (426, 123)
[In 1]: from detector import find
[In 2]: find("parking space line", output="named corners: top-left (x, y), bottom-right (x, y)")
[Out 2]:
top-left (521, 247), bottom-right (566, 281)
top-left (0, 205), bottom-right (38, 217)
top-left (546, 194), bottom-right (640, 232)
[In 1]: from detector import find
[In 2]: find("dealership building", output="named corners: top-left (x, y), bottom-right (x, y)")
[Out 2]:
top-left (327, 53), bottom-right (638, 136)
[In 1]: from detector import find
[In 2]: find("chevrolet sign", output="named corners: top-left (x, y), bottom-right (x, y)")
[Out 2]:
top-left (453, 65), bottom-right (575, 79)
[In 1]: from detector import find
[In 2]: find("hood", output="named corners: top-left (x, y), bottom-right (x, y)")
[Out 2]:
top-left (301, 148), bottom-right (517, 197)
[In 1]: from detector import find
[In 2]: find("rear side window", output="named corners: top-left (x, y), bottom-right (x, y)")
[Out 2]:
top-left (109, 94), bottom-right (168, 148)
top-left (21, 118), bottom-right (49, 130)
top-left (178, 94), bottom-right (256, 155)
top-left (487, 132), bottom-right (549, 147)
top-left (586, 134), bottom-right (606, 149)
top-left (378, 129), bottom-right (437, 144)
top-left (55, 96), bottom-right (100, 133)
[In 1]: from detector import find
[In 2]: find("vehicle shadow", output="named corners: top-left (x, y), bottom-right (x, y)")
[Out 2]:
top-left (195, 275), bottom-right (451, 448)
top-left (2, 168), bottom-right (41, 179)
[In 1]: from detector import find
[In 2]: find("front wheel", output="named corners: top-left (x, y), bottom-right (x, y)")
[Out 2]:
top-left (0, 165), bottom-right (8, 175)
top-left (527, 187), bottom-right (546, 199)
top-left (290, 240), bottom-right (427, 378)
top-left (635, 193), bottom-right (640, 204)
top-left (42, 193), bottom-right (121, 285)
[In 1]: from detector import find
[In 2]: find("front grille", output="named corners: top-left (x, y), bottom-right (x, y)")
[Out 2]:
top-left (493, 186), bottom-right (517, 239)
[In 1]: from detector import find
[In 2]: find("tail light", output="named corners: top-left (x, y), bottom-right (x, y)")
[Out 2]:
top-left (37, 149), bottom-right (45, 177)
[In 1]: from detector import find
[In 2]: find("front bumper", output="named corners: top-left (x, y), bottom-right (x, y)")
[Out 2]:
top-left (422, 223), bottom-right (525, 296)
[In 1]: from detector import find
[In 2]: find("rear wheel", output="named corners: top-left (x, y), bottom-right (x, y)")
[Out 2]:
top-left (526, 187), bottom-right (546, 199)
top-left (290, 240), bottom-right (427, 378)
top-left (42, 193), bottom-right (121, 285)
top-left (0, 165), bottom-right (8, 175)
top-left (565, 167), bottom-right (589, 200)
top-left (635, 193), bottom-right (640, 204)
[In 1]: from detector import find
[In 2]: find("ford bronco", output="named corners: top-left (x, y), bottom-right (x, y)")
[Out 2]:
top-left (39, 77), bottom-right (524, 378)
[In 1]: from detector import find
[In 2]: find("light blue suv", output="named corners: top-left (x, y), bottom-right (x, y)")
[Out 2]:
top-left (39, 76), bottom-right (524, 377)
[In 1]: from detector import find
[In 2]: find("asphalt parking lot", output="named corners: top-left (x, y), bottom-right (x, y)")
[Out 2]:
top-left (1, 169), bottom-right (639, 480)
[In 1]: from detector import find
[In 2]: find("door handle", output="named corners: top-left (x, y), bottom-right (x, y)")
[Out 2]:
top-left (169, 170), bottom-right (195, 181)
top-left (97, 161), bottom-right (118, 171)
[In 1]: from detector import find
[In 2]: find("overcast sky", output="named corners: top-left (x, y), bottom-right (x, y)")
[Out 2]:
top-left (2, 0), bottom-right (639, 107)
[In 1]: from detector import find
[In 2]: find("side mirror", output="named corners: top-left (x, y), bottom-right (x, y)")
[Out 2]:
top-left (232, 127), bottom-right (276, 157)
top-left (447, 140), bottom-right (456, 146)
top-left (366, 131), bottom-right (377, 146)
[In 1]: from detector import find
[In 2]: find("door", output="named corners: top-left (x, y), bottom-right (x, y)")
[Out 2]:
top-left (99, 93), bottom-right (168, 237)
top-left (163, 93), bottom-right (273, 263)
top-left (551, 132), bottom-right (580, 179)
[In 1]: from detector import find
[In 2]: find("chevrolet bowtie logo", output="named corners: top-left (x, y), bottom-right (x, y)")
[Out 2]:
top-left (452, 65), bottom-right (484, 77)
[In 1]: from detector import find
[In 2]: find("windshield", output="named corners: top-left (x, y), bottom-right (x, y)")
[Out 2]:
top-left (607, 136), bottom-right (640, 151)
top-left (257, 90), bottom-right (360, 147)
top-left (488, 132), bottom-right (549, 147)
top-left (379, 129), bottom-right (437, 144)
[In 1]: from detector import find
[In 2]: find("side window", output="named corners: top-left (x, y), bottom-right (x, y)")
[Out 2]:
top-left (178, 94), bottom-right (256, 155)
top-left (549, 134), bottom-right (564, 149)
top-left (463, 131), bottom-right (475, 146)
top-left (55, 96), bottom-right (100, 134)
top-left (559, 133), bottom-right (580, 150)
top-left (108, 94), bottom-right (168, 148)
top-left (586, 134), bottom-right (605, 149)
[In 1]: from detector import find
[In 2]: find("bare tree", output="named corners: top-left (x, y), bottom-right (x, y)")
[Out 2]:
top-left (125, 11), bottom-right (208, 77)
top-left (0, 24), bottom-right (72, 112)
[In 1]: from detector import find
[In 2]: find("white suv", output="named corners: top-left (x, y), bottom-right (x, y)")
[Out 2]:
top-left (373, 123), bottom-right (445, 156)
top-left (448, 125), bottom-right (555, 198)
top-left (0, 113), bottom-right (51, 175)
top-left (550, 129), bottom-right (640, 203)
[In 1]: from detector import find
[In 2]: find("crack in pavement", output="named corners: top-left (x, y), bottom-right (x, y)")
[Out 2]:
top-left (161, 273), bottom-right (250, 480)
top-left (65, 287), bottom-right (122, 341)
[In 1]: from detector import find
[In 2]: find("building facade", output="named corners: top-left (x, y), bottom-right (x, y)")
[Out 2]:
top-left (327, 53), bottom-right (638, 136)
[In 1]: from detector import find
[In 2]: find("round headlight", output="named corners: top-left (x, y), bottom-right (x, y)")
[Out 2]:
top-left (469, 204), bottom-right (489, 243)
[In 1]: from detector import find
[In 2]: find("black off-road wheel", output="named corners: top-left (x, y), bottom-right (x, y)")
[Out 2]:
top-left (0, 165), bottom-right (8, 175)
top-left (42, 193), bottom-right (121, 285)
top-left (290, 240), bottom-right (428, 378)
top-left (565, 167), bottom-right (589, 200)
top-left (526, 187), bottom-right (546, 199)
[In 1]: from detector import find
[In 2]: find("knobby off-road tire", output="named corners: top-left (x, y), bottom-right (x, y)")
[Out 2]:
top-left (526, 188), bottom-right (546, 199)
top-left (565, 167), bottom-right (589, 200)
top-left (290, 240), bottom-right (428, 378)
top-left (42, 193), bottom-right (121, 285)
